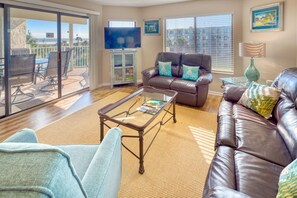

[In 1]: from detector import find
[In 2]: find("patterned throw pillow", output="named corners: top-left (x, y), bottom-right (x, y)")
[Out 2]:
top-left (238, 82), bottom-right (281, 119)
top-left (277, 159), bottom-right (297, 198)
top-left (158, 61), bottom-right (172, 77)
top-left (182, 65), bottom-right (199, 81)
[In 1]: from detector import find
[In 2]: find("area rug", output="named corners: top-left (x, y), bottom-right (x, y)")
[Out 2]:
top-left (36, 92), bottom-right (217, 197)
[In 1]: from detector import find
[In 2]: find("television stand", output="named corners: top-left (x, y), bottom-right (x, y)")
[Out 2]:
top-left (110, 49), bottom-right (137, 88)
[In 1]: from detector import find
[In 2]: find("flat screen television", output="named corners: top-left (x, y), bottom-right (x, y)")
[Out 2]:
top-left (104, 27), bottom-right (141, 49)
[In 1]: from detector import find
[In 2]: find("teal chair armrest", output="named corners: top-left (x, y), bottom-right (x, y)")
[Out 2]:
top-left (82, 127), bottom-right (122, 198)
top-left (3, 128), bottom-right (38, 143)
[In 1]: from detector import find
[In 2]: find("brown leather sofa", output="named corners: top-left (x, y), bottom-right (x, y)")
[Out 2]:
top-left (203, 68), bottom-right (297, 198)
top-left (142, 52), bottom-right (213, 107)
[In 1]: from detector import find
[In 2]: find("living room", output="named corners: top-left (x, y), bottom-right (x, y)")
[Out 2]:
top-left (1, 0), bottom-right (297, 197)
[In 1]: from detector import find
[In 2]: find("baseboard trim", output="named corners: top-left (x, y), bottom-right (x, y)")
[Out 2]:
top-left (208, 90), bottom-right (223, 96)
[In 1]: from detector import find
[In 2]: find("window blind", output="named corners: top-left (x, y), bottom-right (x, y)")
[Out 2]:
top-left (108, 21), bottom-right (136, 28)
top-left (165, 14), bottom-right (234, 73)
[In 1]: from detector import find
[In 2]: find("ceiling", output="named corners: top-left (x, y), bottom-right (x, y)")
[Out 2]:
top-left (84, 0), bottom-right (195, 7)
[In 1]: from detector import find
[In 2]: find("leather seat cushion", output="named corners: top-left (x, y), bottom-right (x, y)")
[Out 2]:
top-left (235, 150), bottom-right (284, 198)
top-left (233, 104), bottom-right (276, 127)
top-left (170, 78), bottom-right (197, 94)
top-left (236, 119), bottom-right (292, 167)
top-left (148, 76), bottom-right (176, 89)
top-left (203, 146), bottom-right (236, 197)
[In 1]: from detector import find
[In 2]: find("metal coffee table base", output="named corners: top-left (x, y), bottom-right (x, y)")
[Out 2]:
top-left (100, 100), bottom-right (176, 174)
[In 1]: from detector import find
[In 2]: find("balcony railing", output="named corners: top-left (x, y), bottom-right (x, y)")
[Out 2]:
top-left (30, 46), bottom-right (89, 68)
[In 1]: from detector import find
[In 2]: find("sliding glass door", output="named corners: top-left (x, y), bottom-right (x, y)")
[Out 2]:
top-left (0, 6), bottom-right (4, 117)
top-left (9, 7), bottom-right (58, 114)
top-left (0, 4), bottom-right (90, 118)
top-left (61, 15), bottom-right (89, 96)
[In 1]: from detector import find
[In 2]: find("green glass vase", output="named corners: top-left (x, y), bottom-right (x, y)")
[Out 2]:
top-left (244, 58), bottom-right (260, 83)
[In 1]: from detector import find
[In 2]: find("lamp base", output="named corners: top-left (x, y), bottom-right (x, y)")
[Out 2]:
top-left (244, 58), bottom-right (260, 83)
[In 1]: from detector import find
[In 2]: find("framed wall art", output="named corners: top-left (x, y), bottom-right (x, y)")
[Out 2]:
top-left (144, 19), bottom-right (160, 35)
top-left (250, 2), bottom-right (283, 32)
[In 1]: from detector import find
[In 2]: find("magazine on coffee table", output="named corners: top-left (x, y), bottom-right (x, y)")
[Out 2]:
top-left (137, 99), bottom-right (166, 115)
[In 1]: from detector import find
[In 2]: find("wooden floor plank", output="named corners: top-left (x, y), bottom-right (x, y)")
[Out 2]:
top-left (0, 85), bottom-right (221, 141)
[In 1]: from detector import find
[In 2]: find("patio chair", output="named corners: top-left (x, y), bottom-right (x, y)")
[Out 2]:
top-left (40, 51), bottom-right (68, 91)
top-left (63, 48), bottom-right (73, 79)
top-left (9, 54), bottom-right (36, 104)
top-left (11, 48), bottom-right (30, 55)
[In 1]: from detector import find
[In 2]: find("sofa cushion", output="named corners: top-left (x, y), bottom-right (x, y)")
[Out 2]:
top-left (182, 65), bottom-right (199, 81)
top-left (181, 53), bottom-right (211, 73)
top-left (58, 145), bottom-right (98, 179)
top-left (236, 119), bottom-right (292, 167)
top-left (148, 76), bottom-right (176, 89)
top-left (277, 159), bottom-right (297, 198)
top-left (0, 143), bottom-right (87, 198)
top-left (238, 82), bottom-right (281, 119)
top-left (158, 61), bottom-right (172, 77)
top-left (233, 104), bottom-right (276, 127)
top-left (203, 146), bottom-right (236, 197)
top-left (155, 52), bottom-right (181, 77)
top-left (277, 109), bottom-right (297, 159)
top-left (235, 150), bottom-right (284, 198)
top-left (170, 78), bottom-right (197, 94)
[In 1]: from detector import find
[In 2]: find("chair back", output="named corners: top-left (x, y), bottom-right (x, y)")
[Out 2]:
top-left (9, 54), bottom-right (36, 85)
top-left (45, 51), bottom-right (68, 78)
top-left (11, 48), bottom-right (30, 55)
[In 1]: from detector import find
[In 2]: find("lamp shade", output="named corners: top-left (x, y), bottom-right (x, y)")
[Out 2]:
top-left (239, 42), bottom-right (266, 58)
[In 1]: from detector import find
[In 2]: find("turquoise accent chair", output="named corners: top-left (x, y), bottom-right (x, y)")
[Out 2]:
top-left (1, 128), bottom-right (122, 198)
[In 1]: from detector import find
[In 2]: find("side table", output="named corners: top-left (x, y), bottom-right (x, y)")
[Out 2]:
top-left (220, 76), bottom-right (268, 87)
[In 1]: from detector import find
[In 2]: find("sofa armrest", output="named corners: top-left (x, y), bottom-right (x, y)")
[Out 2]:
top-left (142, 67), bottom-right (159, 86)
top-left (223, 85), bottom-right (246, 102)
top-left (206, 186), bottom-right (252, 198)
top-left (3, 128), bottom-right (38, 143)
top-left (82, 127), bottom-right (122, 198)
top-left (195, 73), bottom-right (213, 86)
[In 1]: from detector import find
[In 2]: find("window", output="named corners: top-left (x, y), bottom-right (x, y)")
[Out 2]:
top-left (165, 14), bottom-right (233, 73)
top-left (108, 20), bottom-right (136, 28)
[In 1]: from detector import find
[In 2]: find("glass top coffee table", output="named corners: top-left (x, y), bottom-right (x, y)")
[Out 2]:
top-left (98, 86), bottom-right (177, 174)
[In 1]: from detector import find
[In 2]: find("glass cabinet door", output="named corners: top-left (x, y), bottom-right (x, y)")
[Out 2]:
top-left (114, 54), bottom-right (122, 67)
top-left (125, 54), bottom-right (133, 67)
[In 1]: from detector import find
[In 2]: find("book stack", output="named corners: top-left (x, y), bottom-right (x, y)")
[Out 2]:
top-left (137, 99), bottom-right (166, 115)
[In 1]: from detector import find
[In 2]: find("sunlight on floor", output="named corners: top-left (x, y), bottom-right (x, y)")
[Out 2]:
top-left (189, 125), bottom-right (215, 164)
top-left (54, 94), bottom-right (83, 110)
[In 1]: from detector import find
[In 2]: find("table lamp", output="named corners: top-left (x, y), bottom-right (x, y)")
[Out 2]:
top-left (239, 42), bottom-right (266, 82)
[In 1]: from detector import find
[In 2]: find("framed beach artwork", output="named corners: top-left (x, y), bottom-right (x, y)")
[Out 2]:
top-left (250, 2), bottom-right (283, 32)
top-left (144, 19), bottom-right (160, 35)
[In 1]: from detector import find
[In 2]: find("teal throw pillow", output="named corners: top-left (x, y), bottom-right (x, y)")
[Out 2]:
top-left (277, 159), bottom-right (297, 198)
top-left (182, 64), bottom-right (199, 81)
top-left (158, 61), bottom-right (172, 77)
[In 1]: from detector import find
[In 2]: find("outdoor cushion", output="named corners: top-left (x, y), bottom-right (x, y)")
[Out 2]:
top-left (170, 78), bottom-right (197, 94)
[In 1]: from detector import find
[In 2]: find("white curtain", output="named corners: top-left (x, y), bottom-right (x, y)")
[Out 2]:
top-left (88, 14), bottom-right (101, 90)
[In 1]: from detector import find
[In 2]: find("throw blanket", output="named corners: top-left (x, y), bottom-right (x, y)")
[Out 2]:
top-left (0, 143), bottom-right (87, 198)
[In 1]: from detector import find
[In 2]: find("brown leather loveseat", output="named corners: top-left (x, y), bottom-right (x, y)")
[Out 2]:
top-left (142, 52), bottom-right (213, 107)
top-left (203, 68), bottom-right (297, 198)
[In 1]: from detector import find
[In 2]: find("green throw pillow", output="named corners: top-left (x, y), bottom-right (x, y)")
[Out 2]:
top-left (238, 82), bottom-right (281, 119)
top-left (277, 159), bottom-right (297, 198)
top-left (158, 61), bottom-right (172, 77)
top-left (182, 64), bottom-right (199, 81)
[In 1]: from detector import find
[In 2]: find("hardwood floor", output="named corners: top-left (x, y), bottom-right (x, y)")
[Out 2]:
top-left (0, 85), bottom-right (221, 141)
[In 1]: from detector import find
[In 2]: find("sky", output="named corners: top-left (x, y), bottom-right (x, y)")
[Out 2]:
top-left (26, 19), bottom-right (89, 39)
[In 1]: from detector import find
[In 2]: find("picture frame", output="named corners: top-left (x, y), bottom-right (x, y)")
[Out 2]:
top-left (250, 2), bottom-right (283, 32)
top-left (144, 19), bottom-right (160, 35)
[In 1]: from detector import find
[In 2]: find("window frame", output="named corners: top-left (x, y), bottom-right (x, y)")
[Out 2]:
top-left (164, 13), bottom-right (234, 74)
top-left (108, 20), bottom-right (136, 28)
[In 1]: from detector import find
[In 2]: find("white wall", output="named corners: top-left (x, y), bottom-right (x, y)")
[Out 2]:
top-left (141, 0), bottom-right (243, 93)
top-left (242, 0), bottom-right (297, 81)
